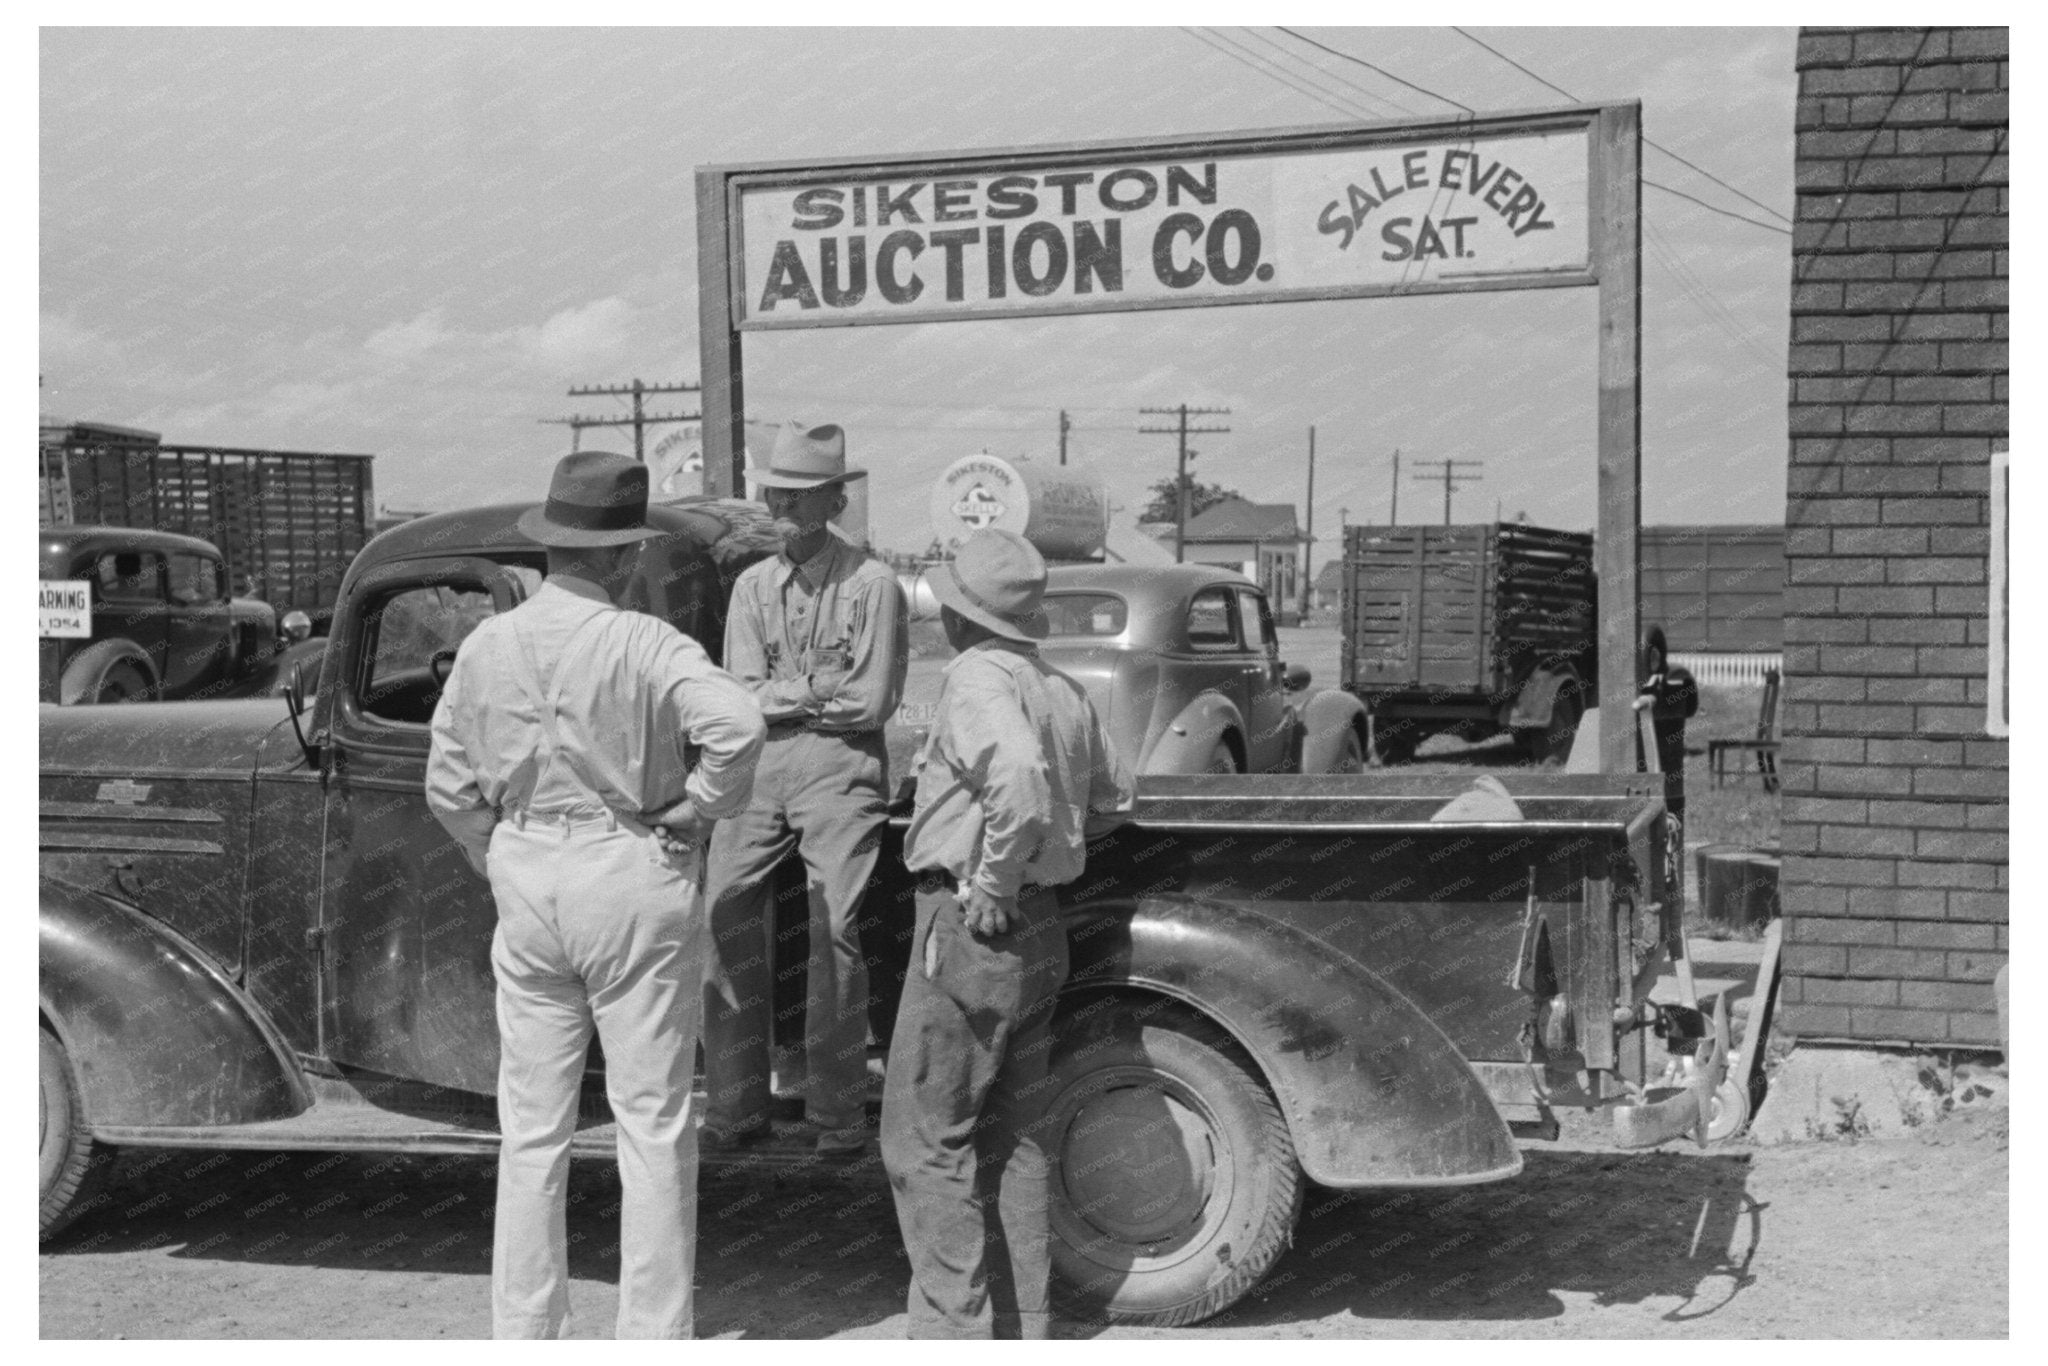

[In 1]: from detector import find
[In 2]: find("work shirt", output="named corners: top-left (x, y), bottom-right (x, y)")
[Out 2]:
top-left (426, 575), bottom-right (766, 872)
top-left (903, 639), bottom-right (1133, 902)
top-left (724, 531), bottom-right (908, 731)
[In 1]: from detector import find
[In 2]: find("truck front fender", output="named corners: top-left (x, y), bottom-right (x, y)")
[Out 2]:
top-left (1063, 895), bottom-right (1521, 1188)
top-left (39, 876), bottom-right (311, 1131)
top-left (1298, 688), bottom-right (1369, 772)
top-left (1141, 692), bottom-right (1243, 774)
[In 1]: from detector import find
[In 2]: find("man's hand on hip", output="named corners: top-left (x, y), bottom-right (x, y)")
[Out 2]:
top-left (647, 798), bottom-right (714, 854)
top-left (959, 883), bottom-right (1013, 937)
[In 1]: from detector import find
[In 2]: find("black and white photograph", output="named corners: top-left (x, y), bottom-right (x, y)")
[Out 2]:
top-left (36, 23), bottom-right (2012, 1340)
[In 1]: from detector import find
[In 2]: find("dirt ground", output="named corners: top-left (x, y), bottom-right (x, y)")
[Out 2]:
top-left (39, 1106), bottom-right (2006, 1339)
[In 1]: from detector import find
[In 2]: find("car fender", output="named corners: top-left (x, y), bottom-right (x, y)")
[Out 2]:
top-left (1062, 895), bottom-right (1522, 1188)
top-left (1142, 691), bottom-right (1243, 774)
top-left (1298, 689), bottom-right (1369, 773)
top-left (39, 876), bottom-right (311, 1130)
top-left (1506, 665), bottom-right (1580, 730)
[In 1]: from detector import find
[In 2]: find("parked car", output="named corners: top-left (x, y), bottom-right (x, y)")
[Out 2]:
top-left (39, 496), bottom-right (1723, 1327)
top-left (899, 564), bottom-right (1369, 777)
top-left (37, 526), bottom-right (308, 704)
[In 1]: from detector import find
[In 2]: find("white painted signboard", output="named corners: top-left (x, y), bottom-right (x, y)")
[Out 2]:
top-left (735, 129), bottom-right (1591, 328)
top-left (40, 579), bottom-right (91, 638)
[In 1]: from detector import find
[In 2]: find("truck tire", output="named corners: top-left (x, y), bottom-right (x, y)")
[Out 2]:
top-left (40, 1027), bottom-right (112, 1243)
top-left (58, 639), bottom-right (157, 705)
top-left (1371, 723), bottom-right (1418, 766)
top-left (1046, 999), bottom-right (1302, 1327)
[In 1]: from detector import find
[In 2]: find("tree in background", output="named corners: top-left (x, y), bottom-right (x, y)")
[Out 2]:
top-left (1140, 476), bottom-right (1242, 525)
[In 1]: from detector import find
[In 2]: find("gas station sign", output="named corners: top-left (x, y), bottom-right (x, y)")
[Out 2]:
top-left (734, 128), bottom-right (1592, 328)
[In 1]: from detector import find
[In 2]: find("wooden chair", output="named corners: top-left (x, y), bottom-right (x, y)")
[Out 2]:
top-left (1709, 667), bottom-right (1781, 793)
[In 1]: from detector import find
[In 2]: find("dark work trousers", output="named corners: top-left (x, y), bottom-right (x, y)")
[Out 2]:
top-left (880, 881), bottom-right (1068, 1339)
top-left (703, 728), bottom-right (888, 1134)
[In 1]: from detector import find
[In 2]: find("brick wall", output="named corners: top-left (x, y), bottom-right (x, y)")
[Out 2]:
top-left (1780, 27), bottom-right (2007, 1047)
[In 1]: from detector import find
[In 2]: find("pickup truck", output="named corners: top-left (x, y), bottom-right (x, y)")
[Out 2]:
top-left (39, 495), bottom-right (1727, 1328)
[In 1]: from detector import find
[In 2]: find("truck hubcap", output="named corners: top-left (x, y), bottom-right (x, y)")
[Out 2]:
top-left (1055, 1068), bottom-right (1224, 1253)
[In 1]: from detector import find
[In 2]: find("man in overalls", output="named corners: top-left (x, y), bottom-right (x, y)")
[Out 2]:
top-left (426, 451), bottom-right (766, 1338)
top-left (702, 421), bottom-right (910, 1155)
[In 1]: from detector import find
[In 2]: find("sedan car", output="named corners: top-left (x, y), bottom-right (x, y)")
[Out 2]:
top-left (899, 563), bottom-right (1367, 776)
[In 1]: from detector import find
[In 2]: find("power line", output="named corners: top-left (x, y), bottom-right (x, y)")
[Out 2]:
top-left (1274, 26), bottom-right (1475, 114)
top-left (1140, 404), bottom-right (1232, 563)
top-left (1235, 26), bottom-right (1419, 119)
top-left (544, 379), bottom-right (700, 461)
top-left (1183, 27), bottom-right (1380, 123)
top-left (1646, 180), bottom-right (1792, 235)
top-left (1447, 25), bottom-right (1794, 228)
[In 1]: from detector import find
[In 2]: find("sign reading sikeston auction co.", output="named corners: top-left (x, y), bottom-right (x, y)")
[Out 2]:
top-left (735, 129), bottom-right (1590, 328)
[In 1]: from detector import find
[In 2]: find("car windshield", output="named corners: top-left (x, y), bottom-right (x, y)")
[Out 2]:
top-left (1042, 592), bottom-right (1127, 637)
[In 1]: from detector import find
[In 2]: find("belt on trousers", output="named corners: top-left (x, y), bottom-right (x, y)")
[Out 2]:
top-left (766, 718), bottom-right (880, 736)
top-left (930, 870), bottom-right (1054, 898)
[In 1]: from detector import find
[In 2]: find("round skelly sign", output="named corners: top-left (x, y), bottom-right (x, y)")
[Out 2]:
top-left (735, 127), bottom-right (1591, 328)
top-left (928, 455), bottom-right (1108, 560)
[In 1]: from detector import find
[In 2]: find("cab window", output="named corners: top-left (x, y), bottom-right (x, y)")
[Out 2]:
top-left (1238, 589), bottom-right (1278, 656)
top-left (91, 551), bottom-right (163, 604)
top-left (1186, 588), bottom-right (1242, 652)
top-left (359, 583), bottom-right (500, 725)
top-left (166, 553), bottom-right (223, 606)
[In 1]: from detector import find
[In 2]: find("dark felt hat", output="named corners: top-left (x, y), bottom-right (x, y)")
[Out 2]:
top-left (516, 451), bottom-right (665, 547)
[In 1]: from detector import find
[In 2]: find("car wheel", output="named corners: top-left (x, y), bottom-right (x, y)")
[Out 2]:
top-left (40, 1027), bottom-right (112, 1243)
top-left (1204, 739), bottom-right (1241, 774)
top-left (58, 639), bottom-right (157, 705)
top-left (1046, 1000), bottom-right (1302, 1328)
top-left (1535, 684), bottom-right (1584, 769)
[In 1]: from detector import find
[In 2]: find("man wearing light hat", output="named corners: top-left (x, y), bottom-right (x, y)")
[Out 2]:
top-left (881, 528), bottom-right (1132, 1339)
top-left (701, 420), bottom-right (910, 1155)
top-left (427, 451), bottom-right (766, 1338)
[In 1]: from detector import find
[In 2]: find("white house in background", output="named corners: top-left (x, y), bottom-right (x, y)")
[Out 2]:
top-left (1174, 499), bottom-right (1304, 610)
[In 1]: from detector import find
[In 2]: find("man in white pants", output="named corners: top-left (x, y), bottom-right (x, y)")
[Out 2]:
top-left (427, 451), bottom-right (765, 1339)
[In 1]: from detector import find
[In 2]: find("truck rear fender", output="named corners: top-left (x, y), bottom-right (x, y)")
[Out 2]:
top-left (39, 877), bottom-right (311, 1130)
top-left (1299, 689), bottom-right (1369, 772)
top-left (1506, 665), bottom-right (1579, 730)
top-left (1141, 692), bottom-right (1243, 774)
top-left (1063, 895), bottom-right (1522, 1187)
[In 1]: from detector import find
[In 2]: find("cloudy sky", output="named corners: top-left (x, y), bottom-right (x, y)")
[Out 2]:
top-left (41, 27), bottom-right (1795, 563)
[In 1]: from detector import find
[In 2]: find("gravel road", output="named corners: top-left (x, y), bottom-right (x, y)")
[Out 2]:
top-left (40, 1108), bottom-right (2005, 1339)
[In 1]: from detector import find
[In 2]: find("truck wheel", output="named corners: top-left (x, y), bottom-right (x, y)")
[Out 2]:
top-left (1371, 725), bottom-right (1416, 766)
top-left (40, 1027), bottom-right (112, 1242)
top-left (1046, 1000), bottom-right (1302, 1328)
top-left (58, 640), bottom-right (157, 705)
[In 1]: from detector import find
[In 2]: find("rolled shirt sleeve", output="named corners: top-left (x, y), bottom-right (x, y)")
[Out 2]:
top-left (812, 576), bottom-right (909, 731)
top-left (426, 654), bottom-right (498, 875)
top-left (1084, 698), bottom-right (1136, 827)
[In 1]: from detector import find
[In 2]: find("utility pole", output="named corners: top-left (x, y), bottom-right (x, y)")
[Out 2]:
top-left (1140, 404), bottom-right (1231, 563)
top-left (1389, 448), bottom-right (1400, 525)
top-left (1057, 409), bottom-right (1071, 466)
top-left (1298, 425), bottom-right (1316, 620)
top-left (542, 378), bottom-right (701, 462)
top-left (1410, 458), bottom-right (1486, 525)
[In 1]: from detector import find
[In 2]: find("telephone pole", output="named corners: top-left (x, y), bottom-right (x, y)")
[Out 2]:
top-left (1390, 448), bottom-right (1400, 525)
top-left (1140, 404), bottom-right (1231, 563)
top-left (1410, 458), bottom-right (1486, 525)
top-left (1298, 425), bottom-right (1316, 620)
top-left (1057, 409), bottom-right (1071, 466)
top-left (541, 378), bottom-right (701, 462)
